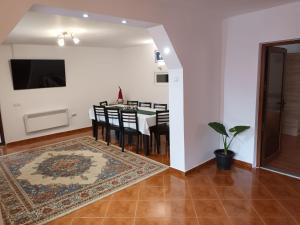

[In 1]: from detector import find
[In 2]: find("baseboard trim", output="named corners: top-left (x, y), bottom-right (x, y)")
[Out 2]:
top-left (6, 127), bottom-right (92, 147)
top-left (233, 159), bottom-right (252, 170)
top-left (184, 158), bottom-right (252, 175)
top-left (168, 167), bottom-right (185, 176)
top-left (184, 158), bottom-right (215, 175)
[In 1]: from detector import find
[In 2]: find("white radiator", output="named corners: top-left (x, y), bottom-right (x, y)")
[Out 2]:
top-left (24, 109), bottom-right (69, 133)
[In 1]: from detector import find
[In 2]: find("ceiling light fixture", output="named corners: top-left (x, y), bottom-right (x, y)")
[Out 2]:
top-left (57, 37), bottom-right (65, 47)
top-left (57, 32), bottom-right (80, 47)
top-left (163, 47), bottom-right (171, 55)
top-left (71, 34), bottom-right (80, 44)
top-left (83, 13), bottom-right (89, 18)
top-left (121, 20), bottom-right (127, 24)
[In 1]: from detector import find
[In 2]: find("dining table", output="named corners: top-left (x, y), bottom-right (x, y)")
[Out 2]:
top-left (88, 104), bottom-right (157, 155)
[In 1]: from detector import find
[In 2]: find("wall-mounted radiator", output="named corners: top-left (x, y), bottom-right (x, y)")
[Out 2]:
top-left (24, 109), bottom-right (69, 133)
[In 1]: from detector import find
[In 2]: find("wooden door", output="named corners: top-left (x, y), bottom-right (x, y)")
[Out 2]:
top-left (261, 47), bottom-right (287, 164)
top-left (0, 109), bottom-right (5, 145)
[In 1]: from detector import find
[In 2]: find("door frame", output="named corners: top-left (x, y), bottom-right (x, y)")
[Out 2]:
top-left (0, 110), bottom-right (5, 145)
top-left (256, 38), bottom-right (300, 167)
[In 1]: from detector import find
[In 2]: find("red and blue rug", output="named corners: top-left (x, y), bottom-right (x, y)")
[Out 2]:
top-left (0, 136), bottom-right (168, 225)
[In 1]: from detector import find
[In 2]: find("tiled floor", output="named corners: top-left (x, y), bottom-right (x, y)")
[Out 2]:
top-left (266, 134), bottom-right (300, 177)
top-left (1, 129), bottom-right (300, 225)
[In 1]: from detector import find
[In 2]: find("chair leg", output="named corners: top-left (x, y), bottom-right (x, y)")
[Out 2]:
top-left (136, 134), bottom-right (139, 154)
top-left (119, 130), bottom-right (122, 146)
top-left (156, 133), bottom-right (159, 154)
top-left (122, 131), bottom-right (125, 152)
top-left (150, 132), bottom-right (152, 150)
top-left (115, 130), bottom-right (120, 140)
top-left (106, 129), bottom-right (110, 146)
top-left (157, 134), bottom-right (161, 154)
top-left (102, 126), bottom-right (104, 139)
top-left (95, 124), bottom-right (99, 141)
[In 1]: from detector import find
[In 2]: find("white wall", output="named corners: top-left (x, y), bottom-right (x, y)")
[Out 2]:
top-left (222, 1), bottom-right (300, 165)
top-left (0, 43), bottom-right (168, 143)
top-left (119, 44), bottom-right (168, 104)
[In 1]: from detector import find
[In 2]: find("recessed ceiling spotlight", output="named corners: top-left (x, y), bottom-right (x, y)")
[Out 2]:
top-left (83, 13), bottom-right (89, 18)
top-left (121, 20), bottom-right (127, 24)
top-left (163, 47), bottom-right (171, 55)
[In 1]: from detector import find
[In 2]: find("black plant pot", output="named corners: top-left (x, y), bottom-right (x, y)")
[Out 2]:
top-left (214, 149), bottom-right (235, 170)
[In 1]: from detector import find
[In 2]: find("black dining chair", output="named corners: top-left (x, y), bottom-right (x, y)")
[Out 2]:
top-left (93, 105), bottom-right (107, 141)
top-left (100, 101), bottom-right (108, 106)
top-left (150, 110), bottom-right (169, 154)
top-left (120, 110), bottom-right (142, 153)
top-left (127, 101), bottom-right (139, 107)
top-left (153, 103), bottom-right (168, 111)
top-left (105, 107), bottom-right (121, 146)
top-left (139, 102), bottom-right (152, 108)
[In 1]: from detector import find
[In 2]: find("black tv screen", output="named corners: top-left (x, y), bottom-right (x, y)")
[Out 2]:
top-left (10, 59), bottom-right (66, 90)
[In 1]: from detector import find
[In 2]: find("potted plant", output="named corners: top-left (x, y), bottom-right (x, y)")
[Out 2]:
top-left (208, 122), bottom-right (250, 170)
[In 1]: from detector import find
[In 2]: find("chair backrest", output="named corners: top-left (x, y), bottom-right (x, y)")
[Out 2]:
top-left (153, 103), bottom-right (168, 111)
top-left (93, 105), bottom-right (106, 122)
top-left (127, 101), bottom-right (139, 106)
top-left (105, 108), bottom-right (120, 126)
top-left (139, 102), bottom-right (152, 108)
top-left (156, 110), bottom-right (169, 126)
top-left (100, 101), bottom-right (108, 106)
top-left (120, 110), bottom-right (139, 131)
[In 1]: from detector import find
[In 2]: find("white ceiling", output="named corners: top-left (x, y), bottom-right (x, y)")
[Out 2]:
top-left (4, 11), bottom-right (154, 48)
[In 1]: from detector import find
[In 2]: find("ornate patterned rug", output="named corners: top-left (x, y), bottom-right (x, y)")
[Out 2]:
top-left (0, 136), bottom-right (168, 225)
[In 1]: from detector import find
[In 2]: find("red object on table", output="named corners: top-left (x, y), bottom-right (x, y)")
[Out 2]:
top-left (117, 86), bottom-right (123, 102)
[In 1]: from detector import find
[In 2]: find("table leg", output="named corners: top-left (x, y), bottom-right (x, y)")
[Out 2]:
top-left (143, 135), bottom-right (149, 156)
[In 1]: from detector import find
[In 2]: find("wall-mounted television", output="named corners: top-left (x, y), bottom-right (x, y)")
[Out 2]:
top-left (10, 59), bottom-right (66, 90)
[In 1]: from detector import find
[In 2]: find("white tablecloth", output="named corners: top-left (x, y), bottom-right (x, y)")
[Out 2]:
top-left (89, 105), bottom-right (156, 135)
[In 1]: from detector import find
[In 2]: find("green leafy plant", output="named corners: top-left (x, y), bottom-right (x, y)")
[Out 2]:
top-left (208, 122), bottom-right (250, 155)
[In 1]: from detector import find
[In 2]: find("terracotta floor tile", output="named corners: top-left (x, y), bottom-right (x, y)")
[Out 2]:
top-left (67, 200), bottom-right (109, 217)
top-left (294, 214), bottom-right (300, 224)
top-left (222, 200), bottom-right (257, 217)
top-left (164, 174), bottom-right (188, 187)
top-left (166, 200), bottom-right (196, 217)
top-left (71, 218), bottom-right (103, 225)
top-left (106, 201), bottom-right (137, 218)
top-left (229, 216), bottom-right (265, 225)
top-left (136, 201), bottom-right (171, 218)
top-left (193, 200), bottom-right (227, 217)
top-left (111, 185), bottom-right (140, 201)
top-left (139, 186), bottom-right (165, 200)
top-left (251, 200), bottom-right (290, 218)
top-left (164, 185), bottom-right (191, 200)
top-left (232, 175), bottom-right (261, 188)
top-left (262, 217), bottom-right (298, 225)
top-left (189, 185), bottom-right (218, 199)
top-left (46, 217), bottom-right (73, 225)
top-left (266, 185), bottom-right (300, 200)
top-left (134, 218), bottom-right (199, 225)
top-left (197, 217), bottom-right (232, 225)
top-left (4, 131), bottom-right (300, 225)
top-left (287, 181), bottom-right (300, 193)
top-left (239, 185), bottom-right (273, 199)
top-left (187, 175), bottom-right (213, 186)
top-left (215, 186), bottom-right (246, 199)
top-left (210, 175), bottom-right (235, 186)
top-left (102, 218), bottom-right (134, 225)
top-left (256, 174), bottom-right (285, 186)
top-left (278, 199), bottom-right (300, 215)
top-left (141, 174), bottom-right (164, 186)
